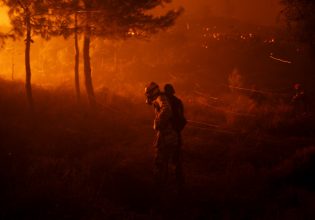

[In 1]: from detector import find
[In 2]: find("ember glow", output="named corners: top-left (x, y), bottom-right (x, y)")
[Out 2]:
top-left (269, 53), bottom-right (292, 64)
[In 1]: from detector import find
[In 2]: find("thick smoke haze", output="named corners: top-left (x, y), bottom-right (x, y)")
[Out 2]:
top-left (171, 0), bottom-right (282, 26)
top-left (1, 1), bottom-right (315, 219)
top-left (0, 0), bottom-right (305, 97)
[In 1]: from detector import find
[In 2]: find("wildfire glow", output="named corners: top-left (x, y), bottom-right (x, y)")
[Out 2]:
top-left (0, 7), bottom-right (10, 29)
top-left (270, 53), bottom-right (292, 64)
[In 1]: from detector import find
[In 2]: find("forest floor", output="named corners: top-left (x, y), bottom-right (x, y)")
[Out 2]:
top-left (1, 78), bottom-right (315, 220)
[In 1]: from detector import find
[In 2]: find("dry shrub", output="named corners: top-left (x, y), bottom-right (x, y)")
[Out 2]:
top-left (270, 145), bottom-right (315, 193)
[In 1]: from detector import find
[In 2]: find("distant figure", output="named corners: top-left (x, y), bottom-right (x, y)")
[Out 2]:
top-left (144, 82), bottom-right (182, 188)
top-left (291, 83), bottom-right (308, 116)
top-left (164, 83), bottom-right (186, 186)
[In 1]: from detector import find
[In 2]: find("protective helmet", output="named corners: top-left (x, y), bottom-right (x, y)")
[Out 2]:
top-left (145, 82), bottom-right (160, 105)
top-left (164, 83), bottom-right (175, 95)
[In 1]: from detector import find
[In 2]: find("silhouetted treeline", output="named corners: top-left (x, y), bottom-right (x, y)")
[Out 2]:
top-left (1, 0), bottom-right (182, 109)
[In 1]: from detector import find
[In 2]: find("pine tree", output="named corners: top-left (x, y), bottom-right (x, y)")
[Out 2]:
top-left (3, 0), bottom-right (64, 110)
top-left (73, 0), bottom-right (182, 107)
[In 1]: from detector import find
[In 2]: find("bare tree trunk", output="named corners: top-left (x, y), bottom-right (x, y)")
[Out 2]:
top-left (83, 25), bottom-right (96, 107)
top-left (25, 10), bottom-right (34, 111)
top-left (11, 47), bottom-right (14, 80)
top-left (114, 43), bottom-right (118, 73)
top-left (74, 13), bottom-right (81, 102)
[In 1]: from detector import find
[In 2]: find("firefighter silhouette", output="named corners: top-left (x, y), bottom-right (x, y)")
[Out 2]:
top-left (145, 82), bottom-right (184, 187)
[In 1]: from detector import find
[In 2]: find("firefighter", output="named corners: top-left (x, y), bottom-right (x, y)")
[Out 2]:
top-left (145, 82), bottom-right (180, 187)
top-left (164, 83), bottom-right (186, 186)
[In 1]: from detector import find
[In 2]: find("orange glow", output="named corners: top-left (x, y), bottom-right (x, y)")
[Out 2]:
top-left (0, 1), bottom-right (296, 102)
top-left (0, 6), bottom-right (11, 30)
top-left (127, 29), bottom-right (136, 36)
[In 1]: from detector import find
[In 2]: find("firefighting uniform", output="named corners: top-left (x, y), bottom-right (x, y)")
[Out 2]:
top-left (152, 93), bottom-right (183, 185)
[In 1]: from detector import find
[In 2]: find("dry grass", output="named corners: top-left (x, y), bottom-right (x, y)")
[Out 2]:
top-left (0, 78), bottom-right (315, 219)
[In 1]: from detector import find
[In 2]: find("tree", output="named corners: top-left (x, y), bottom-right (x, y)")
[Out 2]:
top-left (4, 0), bottom-right (182, 108)
top-left (74, 9), bottom-right (80, 101)
top-left (78, 0), bottom-right (183, 107)
top-left (280, 0), bottom-right (315, 51)
top-left (3, 0), bottom-right (62, 110)
top-left (50, 0), bottom-right (82, 102)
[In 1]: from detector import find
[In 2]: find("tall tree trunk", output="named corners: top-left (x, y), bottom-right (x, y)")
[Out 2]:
top-left (25, 10), bottom-right (34, 111)
top-left (83, 25), bottom-right (96, 107)
top-left (74, 13), bottom-right (81, 102)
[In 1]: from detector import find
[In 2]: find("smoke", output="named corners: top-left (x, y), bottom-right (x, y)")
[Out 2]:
top-left (172, 0), bottom-right (283, 26)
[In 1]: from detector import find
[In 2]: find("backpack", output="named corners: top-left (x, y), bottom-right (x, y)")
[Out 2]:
top-left (168, 95), bottom-right (187, 131)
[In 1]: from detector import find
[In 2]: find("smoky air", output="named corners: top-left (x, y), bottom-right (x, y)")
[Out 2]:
top-left (0, 1), bottom-right (314, 219)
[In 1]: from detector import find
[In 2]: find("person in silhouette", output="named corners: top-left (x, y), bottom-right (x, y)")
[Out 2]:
top-left (164, 83), bottom-right (186, 187)
top-left (145, 82), bottom-right (181, 187)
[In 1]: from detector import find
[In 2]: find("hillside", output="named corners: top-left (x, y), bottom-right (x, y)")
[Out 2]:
top-left (1, 78), bottom-right (315, 219)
